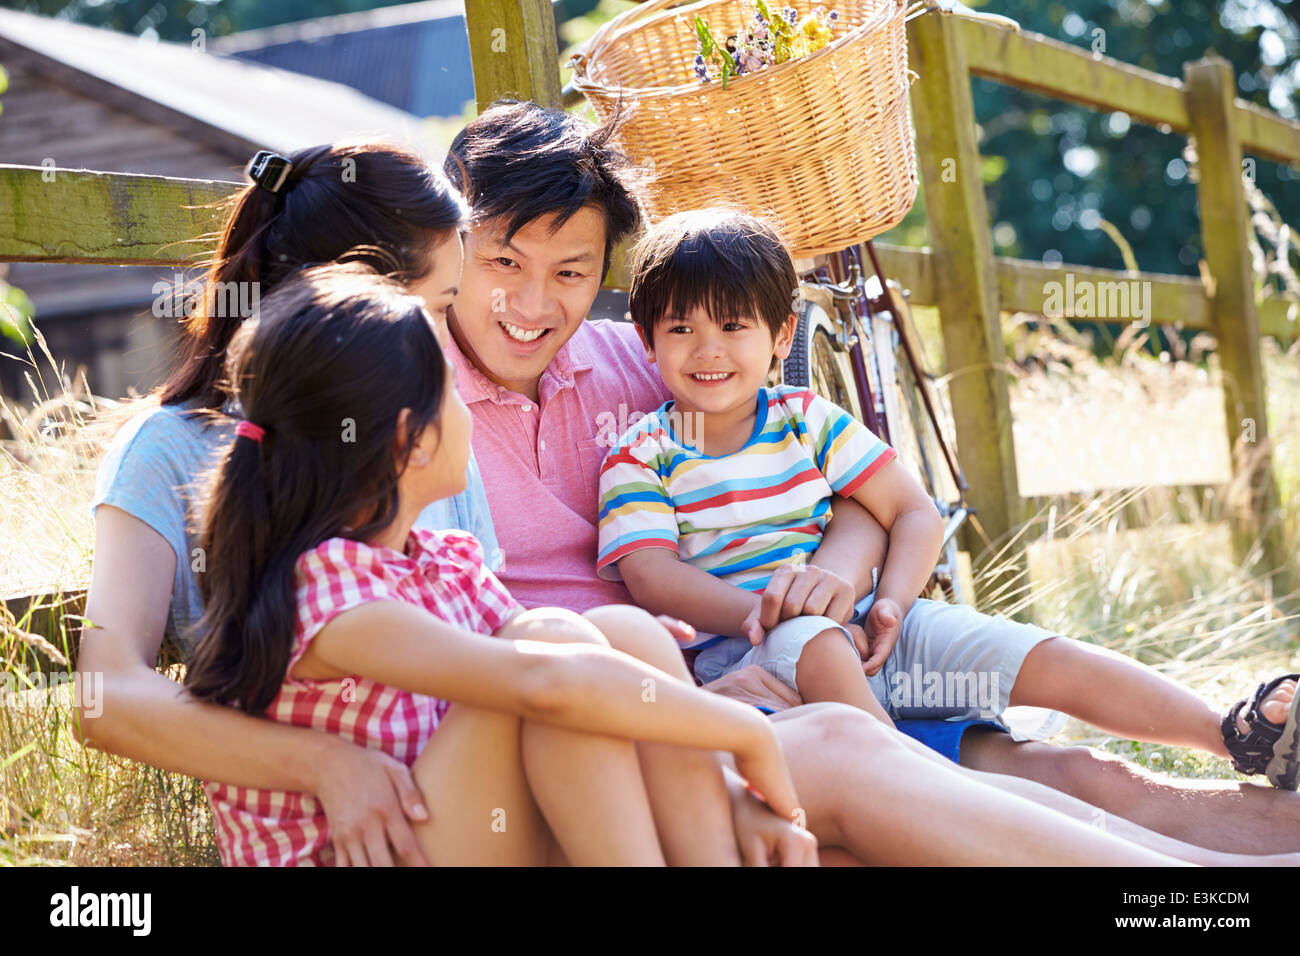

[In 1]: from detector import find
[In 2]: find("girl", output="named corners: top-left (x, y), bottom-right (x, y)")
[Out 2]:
top-left (182, 261), bottom-right (797, 865)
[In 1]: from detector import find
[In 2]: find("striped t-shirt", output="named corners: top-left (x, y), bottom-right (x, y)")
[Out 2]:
top-left (596, 385), bottom-right (896, 648)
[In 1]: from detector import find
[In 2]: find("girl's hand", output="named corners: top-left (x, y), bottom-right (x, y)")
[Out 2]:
top-left (654, 615), bottom-right (696, 645)
top-left (731, 785), bottom-right (819, 867)
top-left (732, 723), bottom-right (801, 823)
top-left (312, 741), bottom-right (430, 867)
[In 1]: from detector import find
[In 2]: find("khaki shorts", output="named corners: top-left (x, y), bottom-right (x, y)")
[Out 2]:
top-left (692, 594), bottom-right (1064, 730)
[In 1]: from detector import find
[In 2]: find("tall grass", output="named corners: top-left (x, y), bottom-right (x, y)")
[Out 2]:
top-left (1, 320), bottom-right (1298, 863)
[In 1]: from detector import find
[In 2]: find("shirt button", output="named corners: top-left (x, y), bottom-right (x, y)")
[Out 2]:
top-left (540, 439), bottom-right (547, 451)
top-left (521, 403), bottom-right (533, 413)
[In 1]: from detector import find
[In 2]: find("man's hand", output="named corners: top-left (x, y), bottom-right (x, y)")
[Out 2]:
top-left (743, 563), bottom-right (856, 642)
top-left (861, 597), bottom-right (903, 677)
top-left (731, 785), bottom-right (819, 867)
top-left (313, 743), bottom-right (430, 867)
top-left (704, 665), bottom-right (802, 711)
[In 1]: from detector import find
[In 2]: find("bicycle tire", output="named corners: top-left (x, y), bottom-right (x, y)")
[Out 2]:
top-left (782, 301), bottom-right (862, 421)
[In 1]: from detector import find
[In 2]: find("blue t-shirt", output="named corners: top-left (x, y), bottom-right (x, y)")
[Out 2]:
top-left (91, 400), bottom-right (500, 661)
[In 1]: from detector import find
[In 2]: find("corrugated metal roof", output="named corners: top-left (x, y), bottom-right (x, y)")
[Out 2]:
top-left (0, 7), bottom-right (447, 158)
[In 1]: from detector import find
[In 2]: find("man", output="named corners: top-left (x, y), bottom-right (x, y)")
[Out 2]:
top-left (440, 98), bottom-right (1300, 858)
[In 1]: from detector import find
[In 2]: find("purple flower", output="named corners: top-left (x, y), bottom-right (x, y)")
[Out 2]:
top-left (786, 7), bottom-right (798, 23)
top-left (828, 9), bottom-right (839, 21)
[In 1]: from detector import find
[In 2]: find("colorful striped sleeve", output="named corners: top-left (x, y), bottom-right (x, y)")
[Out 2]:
top-left (802, 392), bottom-right (897, 496)
top-left (595, 425), bottom-right (680, 582)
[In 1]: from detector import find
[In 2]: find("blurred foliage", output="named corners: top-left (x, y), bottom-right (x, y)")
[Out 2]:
top-left (884, 0), bottom-right (1300, 278)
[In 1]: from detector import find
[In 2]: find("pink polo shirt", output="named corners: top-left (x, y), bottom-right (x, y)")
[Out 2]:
top-left (445, 319), bottom-right (671, 612)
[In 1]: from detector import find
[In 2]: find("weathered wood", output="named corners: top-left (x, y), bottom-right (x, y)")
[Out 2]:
top-left (1184, 57), bottom-right (1286, 576)
top-left (1, 589), bottom-right (84, 676)
top-left (908, 13), bottom-right (1024, 568)
top-left (1235, 98), bottom-right (1300, 165)
top-left (1, 589), bottom-right (183, 674)
top-left (959, 18), bottom-right (1300, 164)
top-left (958, 18), bottom-right (1190, 132)
top-left (465, 0), bottom-right (563, 112)
top-left (0, 166), bottom-right (238, 265)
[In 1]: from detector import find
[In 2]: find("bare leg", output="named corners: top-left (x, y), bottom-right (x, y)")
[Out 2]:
top-left (768, 703), bottom-right (1300, 866)
top-left (494, 608), bottom-right (667, 865)
top-left (961, 729), bottom-right (1300, 854)
top-left (410, 704), bottom-right (551, 865)
top-left (796, 627), bottom-right (895, 725)
top-left (584, 605), bottom-right (742, 866)
top-left (1010, 637), bottom-right (1295, 759)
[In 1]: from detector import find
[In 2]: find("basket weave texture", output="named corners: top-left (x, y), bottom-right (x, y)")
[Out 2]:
top-left (572, 0), bottom-right (918, 259)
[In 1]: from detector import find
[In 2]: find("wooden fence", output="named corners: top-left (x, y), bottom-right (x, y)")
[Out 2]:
top-left (4, 3), bottom-right (1300, 667)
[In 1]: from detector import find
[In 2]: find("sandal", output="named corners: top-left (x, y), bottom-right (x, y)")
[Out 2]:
top-left (1220, 673), bottom-right (1300, 790)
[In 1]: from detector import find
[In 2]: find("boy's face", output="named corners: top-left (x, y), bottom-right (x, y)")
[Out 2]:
top-left (448, 206), bottom-right (607, 398)
top-left (639, 306), bottom-right (797, 416)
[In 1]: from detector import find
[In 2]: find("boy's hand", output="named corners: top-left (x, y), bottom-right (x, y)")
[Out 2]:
top-left (751, 565), bottom-right (856, 642)
top-left (861, 597), bottom-right (904, 676)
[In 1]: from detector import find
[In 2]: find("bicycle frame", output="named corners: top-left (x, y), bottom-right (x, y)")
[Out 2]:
top-left (794, 241), bottom-right (975, 598)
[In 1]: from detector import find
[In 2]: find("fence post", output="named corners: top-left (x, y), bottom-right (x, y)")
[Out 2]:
top-left (1184, 57), bottom-right (1287, 579)
top-left (908, 15), bottom-right (1025, 574)
top-left (465, 0), bottom-right (563, 112)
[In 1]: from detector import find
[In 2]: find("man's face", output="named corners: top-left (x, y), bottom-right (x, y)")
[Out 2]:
top-left (449, 205), bottom-right (607, 398)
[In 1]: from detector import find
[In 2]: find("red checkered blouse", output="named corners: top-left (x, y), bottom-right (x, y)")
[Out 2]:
top-left (206, 528), bottom-right (523, 866)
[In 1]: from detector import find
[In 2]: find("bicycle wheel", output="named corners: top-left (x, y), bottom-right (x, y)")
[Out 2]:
top-left (782, 300), bottom-right (862, 422)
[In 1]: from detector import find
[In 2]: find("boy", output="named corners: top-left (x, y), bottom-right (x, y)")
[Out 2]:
top-left (597, 207), bottom-right (1300, 786)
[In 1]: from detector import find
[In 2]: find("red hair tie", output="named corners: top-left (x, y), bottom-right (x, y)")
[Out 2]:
top-left (235, 420), bottom-right (265, 443)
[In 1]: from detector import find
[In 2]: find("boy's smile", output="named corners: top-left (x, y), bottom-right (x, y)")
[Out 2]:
top-left (640, 305), bottom-right (796, 451)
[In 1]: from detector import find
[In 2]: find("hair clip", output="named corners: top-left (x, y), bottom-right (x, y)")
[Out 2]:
top-left (244, 150), bottom-right (294, 194)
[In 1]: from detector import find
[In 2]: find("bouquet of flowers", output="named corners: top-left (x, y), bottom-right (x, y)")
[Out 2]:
top-left (692, 1), bottom-right (839, 88)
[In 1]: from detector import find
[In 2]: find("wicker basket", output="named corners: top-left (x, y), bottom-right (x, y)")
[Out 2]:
top-left (571, 0), bottom-right (918, 259)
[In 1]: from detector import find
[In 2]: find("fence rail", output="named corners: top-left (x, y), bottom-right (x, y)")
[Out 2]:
top-left (4, 4), bottom-right (1300, 651)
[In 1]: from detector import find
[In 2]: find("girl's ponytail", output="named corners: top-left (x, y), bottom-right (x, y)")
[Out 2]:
top-left (184, 263), bottom-right (448, 714)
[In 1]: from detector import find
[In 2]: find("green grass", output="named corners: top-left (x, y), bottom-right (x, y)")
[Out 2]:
top-left (1, 321), bottom-right (1298, 864)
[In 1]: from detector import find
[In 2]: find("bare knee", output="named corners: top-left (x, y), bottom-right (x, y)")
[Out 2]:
top-left (797, 702), bottom-right (897, 759)
top-left (500, 607), bottom-right (609, 646)
top-left (582, 605), bottom-right (685, 675)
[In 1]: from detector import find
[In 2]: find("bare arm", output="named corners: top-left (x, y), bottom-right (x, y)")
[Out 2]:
top-left (297, 600), bottom-right (800, 819)
top-left (809, 494), bottom-right (888, 599)
top-left (847, 461), bottom-right (942, 619)
top-left (615, 547), bottom-right (761, 640)
top-left (77, 506), bottom-right (430, 865)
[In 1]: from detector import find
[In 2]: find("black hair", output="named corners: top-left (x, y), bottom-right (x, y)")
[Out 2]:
top-left (184, 262), bottom-right (448, 714)
top-left (444, 99), bottom-right (645, 279)
top-left (627, 207), bottom-right (798, 346)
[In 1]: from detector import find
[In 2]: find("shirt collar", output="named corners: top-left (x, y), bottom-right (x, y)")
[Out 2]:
top-left (443, 320), bottom-right (596, 404)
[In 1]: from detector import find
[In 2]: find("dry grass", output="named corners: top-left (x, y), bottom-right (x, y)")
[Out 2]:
top-left (2, 317), bottom-right (1299, 864)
